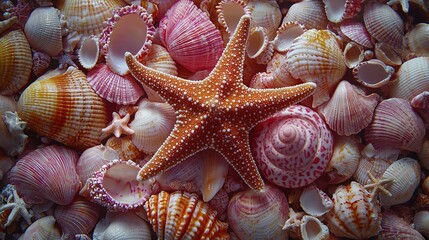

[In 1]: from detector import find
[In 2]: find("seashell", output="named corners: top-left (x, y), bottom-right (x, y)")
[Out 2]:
top-left (411, 91), bottom-right (429, 131)
top-left (282, 0), bottom-right (328, 30)
top-left (299, 185), bottom-right (333, 217)
top-left (251, 105), bottom-right (333, 188)
top-left (19, 216), bottom-right (61, 240)
top-left (324, 135), bottom-right (361, 184)
top-left (24, 7), bottom-right (64, 57)
top-left (32, 50), bottom-right (52, 77)
top-left (286, 29), bottom-right (346, 107)
top-left (140, 44), bottom-right (178, 77)
top-left (83, 159), bottom-right (152, 211)
top-left (343, 42), bottom-right (364, 68)
top-left (364, 98), bottom-right (425, 152)
top-left (406, 23), bottom-right (429, 57)
top-left (148, 0), bottom-right (178, 22)
top-left (0, 16), bottom-right (17, 34)
top-left (56, 0), bottom-right (126, 38)
top-left (246, 0), bottom-right (282, 40)
top-left (0, 111), bottom-right (28, 157)
top-left (246, 27), bottom-right (274, 65)
top-left (0, 29), bottom-right (32, 95)
top-left (423, 176), bottom-right (429, 195)
top-left (325, 181), bottom-right (382, 239)
top-left (272, 21), bottom-right (306, 53)
top-left (338, 20), bottom-right (374, 49)
top-left (145, 191), bottom-right (229, 239)
top-left (76, 144), bottom-right (118, 184)
top-left (379, 211), bottom-right (425, 239)
top-left (228, 184), bottom-right (288, 240)
top-left (200, 150), bottom-right (230, 202)
top-left (208, 188), bottom-right (229, 217)
top-left (17, 67), bottom-right (108, 151)
top-left (300, 215), bottom-right (330, 240)
top-left (0, 152), bottom-right (13, 181)
top-left (323, 0), bottom-right (362, 23)
top-left (216, 0), bottom-right (249, 37)
top-left (93, 212), bottom-right (152, 240)
top-left (318, 81), bottom-right (379, 136)
top-left (387, 0), bottom-right (429, 13)
top-left (363, 2), bottom-right (404, 48)
top-left (414, 210), bottom-right (429, 237)
top-left (105, 135), bottom-right (145, 162)
top-left (0, 95), bottom-right (17, 113)
top-left (99, 5), bottom-right (155, 76)
top-left (418, 140), bottom-right (429, 171)
top-left (130, 99), bottom-right (176, 154)
top-left (159, 0), bottom-right (224, 73)
top-left (78, 36), bottom-right (100, 70)
top-left (54, 197), bottom-right (103, 239)
top-left (374, 42), bottom-right (402, 66)
top-left (87, 64), bottom-right (144, 105)
top-left (379, 157), bottom-right (421, 208)
top-left (9, 145), bottom-right (80, 205)
top-left (353, 59), bottom-right (395, 88)
top-left (388, 57), bottom-right (429, 102)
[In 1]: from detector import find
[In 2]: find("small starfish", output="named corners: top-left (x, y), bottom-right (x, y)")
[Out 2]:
top-left (387, 0), bottom-right (429, 13)
top-left (102, 112), bottom-right (135, 138)
top-left (364, 170), bottom-right (394, 201)
top-left (53, 51), bottom-right (78, 69)
top-left (0, 185), bottom-right (33, 227)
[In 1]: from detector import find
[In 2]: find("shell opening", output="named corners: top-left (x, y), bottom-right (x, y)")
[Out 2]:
top-left (325, 0), bottom-right (346, 22)
top-left (79, 37), bottom-right (99, 69)
top-left (344, 43), bottom-right (363, 68)
top-left (247, 28), bottom-right (266, 58)
top-left (357, 63), bottom-right (392, 85)
top-left (221, 1), bottom-right (246, 35)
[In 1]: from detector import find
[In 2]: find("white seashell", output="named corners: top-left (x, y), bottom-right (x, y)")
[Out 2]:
top-left (414, 210), bottom-right (429, 237)
top-left (418, 140), bottom-right (429, 171)
top-left (406, 23), bottom-right (429, 57)
top-left (246, 26), bottom-right (274, 64)
top-left (343, 42), bottom-right (364, 68)
top-left (299, 185), bottom-right (333, 217)
top-left (0, 111), bottom-right (28, 157)
top-left (216, 0), bottom-right (248, 37)
top-left (19, 216), bottom-right (61, 240)
top-left (282, 0), bottom-right (328, 30)
top-left (374, 42), bottom-right (402, 66)
top-left (272, 21), bottom-right (306, 53)
top-left (246, 0), bottom-right (282, 40)
top-left (78, 36), bottom-right (100, 70)
top-left (93, 212), bottom-right (152, 240)
top-left (200, 150), bottom-right (229, 202)
top-left (76, 144), bottom-right (118, 184)
top-left (300, 215), bottom-right (330, 240)
top-left (353, 59), bottom-right (395, 88)
top-left (323, 0), bottom-right (362, 23)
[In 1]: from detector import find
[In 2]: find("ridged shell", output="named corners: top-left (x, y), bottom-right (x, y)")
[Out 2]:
top-left (144, 191), bottom-right (229, 239)
top-left (414, 210), bottom-right (429, 238)
top-left (272, 21), bottom-right (306, 53)
top-left (76, 144), bottom-right (118, 184)
top-left (246, 26), bottom-right (274, 64)
top-left (140, 44), bottom-right (178, 77)
top-left (93, 212), bottom-right (152, 240)
top-left (8, 145), bottom-right (80, 205)
top-left (246, 0), bottom-right (281, 40)
top-left (282, 0), bottom-right (328, 30)
top-left (228, 184), bottom-right (289, 240)
top-left (216, 0), bottom-right (248, 37)
top-left (20, 216), bottom-right (61, 240)
top-left (78, 36), bottom-right (100, 70)
top-left (17, 67), bottom-right (108, 151)
top-left (406, 23), bottom-right (429, 57)
top-left (374, 42), bottom-right (402, 66)
top-left (338, 20), bottom-right (374, 49)
top-left (380, 211), bottom-right (425, 239)
top-left (325, 181), bottom-right (382, 239)
top-left (300, 215), bottom-right (330, 240)
top-left (0, 29), bottom-right (32, 95)
top-left (319, 81), bottom-right (379, 136)
top-left (353, 59), bottom-right (395, 88)
top-left (251, 105), bottom-right (333, 188)
top-left (323, 0), bottom-right (362, 23)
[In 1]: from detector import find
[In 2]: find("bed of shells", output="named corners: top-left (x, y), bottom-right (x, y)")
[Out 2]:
top-left (1, 0), bottom-right (429, 239)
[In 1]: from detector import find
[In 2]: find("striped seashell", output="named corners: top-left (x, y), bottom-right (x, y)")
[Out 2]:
top-left (24, 7), bottom-right (64, 57)
top-left (374, 42), bottom-right (402, 66)
top-left (338, 20), bottom-right (374, 49)
top-left (282, 0), bottom-right (328, 30)
top-left (78, 36), bottom-right (100, 70)
top-left (318, 81), bottom-right (380, 136)
top-left (323, 0), bottom-right (362, 23)
top-left (353, 59), bottom-right (395, 88)
top-left (105, 135), bottom-right (145, 162)
top-left (380, 211), bottom-right (425, 239)
top-left (76, 144), bottom-right (118, 184)
top-left (228, 184), bottom-right (289, 240)
top-left (343, 42), bottom-right (364, 68)
top-left (246, 0), bottom-right (282, 40)
top-left (216, 0), bottom-right (249, 38)
top-left (414, 210), bottom-right (429, 238)
top-left (364, 98), bottom-right (425, 152)
top-left (20, 216), bottom-right (61, 240)
top-left (145, 191), bottom-right (229, 239)
top-left (87, 64), bottom-right (144, 105)
top-left (363, 2), bottom-right (404, 48)
top-left (251, 105), bottom-right (333, 188)
top-left (286, 29), bottom-right (346, 107)
top-left (9, 145), bottom-right (80, 205)
top-left (140, 44), bottom-right (178, 76)
top-left (272, 21), bottom-right (306, 53)
top-left (148, 0), bottom-right (178, 22)
top-left (246, 26), bottom-right (274, 64)
top-left (0, 29), bottom-right (32, 95)
top-left (405, 23), bottom-right (429, 57)
top-left (56, 0), bottom-right (126, 38)
top-left (93, 212), bottom-right (152, 240)
top-left (0, 16), bottom-right (17, 34)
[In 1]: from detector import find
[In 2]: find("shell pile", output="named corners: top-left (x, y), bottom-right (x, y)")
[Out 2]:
top-left (1, 0), bottom-right (429, 239)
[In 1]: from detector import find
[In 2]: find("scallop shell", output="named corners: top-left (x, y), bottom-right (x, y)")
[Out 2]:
top-left (318, 81), bottom-right (380, 136)
top-left (406, 23), bottom-right (429, 57)
top-left (228, 184), bottom-right (288, 240)
top-left (105, 135), bottom-right (145, 162)
top-left (17, 67), bottom-right (108, 151)
top-left (93, 212), bottom-right (152, 240)
top-left (76, 144), bottom-right (118, 184)
top-left (246, 0), bottom-right (282, 40)
top-left (282, 0), bottom-right (328, 30)
top-left (338, 19), bottom-right (374, 49)
top-left (299, 185), bottom-right (333, 217)
top-left (8, 145), bottom-right (80, 205)
top-left (216, 0), bottom-right (248, 37)
top-left (343, 42), bottom-right (364, 68)
top-left (353, 59), bottom-right (395, 88)
top-left (364, 98), bottom-right (425, 152)
top-left (323, 0), bottom-right (362, 23)
top-left (144, 191), bottom-right (229, 239)
top-left (300, 215), bottom-right (330, 240)
top-left (325, 181), bottom-right (382, 239)
top-left (414, 210), bottom-right (429, 237)
top-left (380, 211), bottom-right (425, 239)
top-left (251, 105), bottom-right (333, 188)
top-left (272, 21), bottom-right (306, 53)
top-left (78, 36), bottom-right (100, 70)
top-left (0, 29), bottom-right (32, 95)
top-left (140, 44), bottom-right (178, 77)
top-left (24, 7), bottom-right (63, 57)
top-left (19, 216), bottom-right (61, 240)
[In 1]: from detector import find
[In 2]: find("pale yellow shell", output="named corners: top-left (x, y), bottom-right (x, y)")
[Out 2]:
top-left (105, 135), bottom-right (145, 162)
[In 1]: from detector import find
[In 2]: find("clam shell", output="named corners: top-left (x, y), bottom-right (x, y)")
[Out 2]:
top-left (216, 0), bottom-right (248, 37)
top-left (282, 0), bottom-right (328, 30)
top-left (343, 42), bottom-right (364, 68)
top-left (105, 135), bottom-right (145, 162)
top-left (300, 215), bottom-right (330, 240)
top-left (272, 21), bottom-right (306, 53)
top-left (78, 36), bottom-right (100, 70)
top-left (299, 185), bottom-right (333, 217)
top-left (380, 211), bottom-right (425, 239)
top-left (406, 23), bottom-right (429, 57)
top-left (93, 212), bottom-right (152, 240)
top-left (140, 44), bottom-right (178, 77)
top-left (76, 144), bottom-right (118, 184)
top-left (20, 216), bottom-right (61, 240)
top-left (246, 0), bottom-right (282, 40)
top-left (353, 59), bottom-right (395, 88)
top-left (0, 29), bottom-right (32, 95)
top-left (374, 42), bottom-right (402, 66)
top-left (338, 20), bottom-right (374, 49)
top-left (246, 26), bottom-right (274, 64)
top-left (17, 67), bottom-right (108, 151)
top-left (323, 0), bottom-right (362, 23)
top-left (414, 210), bottom-right (429, 237)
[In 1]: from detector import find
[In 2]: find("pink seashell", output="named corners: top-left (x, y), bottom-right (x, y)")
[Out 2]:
top-left (246, 26), bottom-right (274, 65)
top-left (414, 210), bottom-right (429, 237)
top-left (87, 64), bottom-right (144, 105)
top-left (78, 36), bottom-right (100, 70)
top-left (338, 19), bottom-right (374, 49)
top-left (282, 0), bottom-right (328, 30)
top-left (272, 21), bottom-right (306, 53)
top-left (318, 81), bottom-right (380, 136)
top-left (8, 145), bottom-right (80, 205)
top-left (93, 212), bottom-right (152, 240)
top-left (251, 105), bottom-right (333, 188)
top-left (353, 59), bottom-right (395, 88)
top-left (364, 98), bottom-right (425, 152)
top-left (406, 23), bottom-right (429, 57)
top-left (32, 50), bottom-right (51, 77)
top-left (158, 0), bottom-right (224, 72)
top-left (380, 211), bottom-right (425, 239)
top-left (374, 42), bottom-right (402, 66)
top-left (99, 5), bottom-right (155, 75)
top-left (228, 184), bottom-right (289, 240)
top-left (299, 185), bottom-right (333, 217)
top-left (323, 0), bottom-right (362, 23)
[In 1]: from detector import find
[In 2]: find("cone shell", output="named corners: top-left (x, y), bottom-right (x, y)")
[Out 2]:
top-left (364, 98), bottom-right (425, 152)
top-left (380, 211), bottom-right (425, 239)
top-left (93, 212), bottom-right (152, 240)
top-left (17, 67), bottom-right (108, 151)
top-left (0, 29), bottom-right (32, 95)
top-left (323, 0), bottom-right (362, 23)
top-left (246, 0), bottom-right (282, 40)
top-left (406, 23), bottom-right (429, 57)
top-left (282, 0), bottom-right (328, 30)
top-left (144, 191), bottom-right (229, 239)
top-left (8, 145), bottom-right (80, 205)
top-left (325, 181), bottom-right (382, 239)
top-left (338, 20), bottom-right (374, 49)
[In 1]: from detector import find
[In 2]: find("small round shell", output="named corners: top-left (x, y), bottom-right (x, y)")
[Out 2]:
top-left (216, 0), bottom-right (248, 37)
top-left (353, 59), bottom-right (395, 88)
top-left (282, 0), bottom-right (328, 30)
top-left (246, 26), bottom-right (274, 64)
top-left (343, 42), bottom-right (364, 68)
top-left (300, 215), bottom-right (330, 240)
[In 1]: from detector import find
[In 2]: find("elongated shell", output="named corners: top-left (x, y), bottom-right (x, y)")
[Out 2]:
top-left (93, 212), bottom-right (152, 240)
top-left (0, 16), bottom-right (17, 34)
top-left (144, 191), bottom-right (229, 239)
top-left (227, 184), bottom-right (288, 240)
top-left (8, 145), bottom-right (80, 205)
top-left (17, 67), bottom-right (108, 151)
top-left (0, 29), bottom-right (32, 95)
top-left (282, 0), bottom-right (328, 30)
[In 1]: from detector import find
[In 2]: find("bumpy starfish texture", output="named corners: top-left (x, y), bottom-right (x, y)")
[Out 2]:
top-left (0, 185), bottom-right (33, 227)
top-left (364, 170), bottom-right (394, 200)
top-left (102, 112), bottom-right (134, 138)
top-left (125, 15), bottom-right (316, 191)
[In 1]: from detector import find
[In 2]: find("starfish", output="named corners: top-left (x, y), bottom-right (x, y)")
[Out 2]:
top-left (102, 112), bottom-right (135, 138)
top-left (0, 185), bottom-right (33, 227)
top-left (387, 0), bottom-right (428, 13)
top-left (364, 170), bottom-right (394, 201)
top-left (125, 15), bottom-right (316, 191)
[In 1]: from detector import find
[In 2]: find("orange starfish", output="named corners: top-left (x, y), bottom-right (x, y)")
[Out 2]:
top-left (125, 15), bottom-right (316, 191)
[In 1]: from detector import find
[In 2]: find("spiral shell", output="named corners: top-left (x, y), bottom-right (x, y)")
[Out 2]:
top-left (251, 105), bottom-right (333, 188)
top-left (300, 215), bottom-right (330, 240)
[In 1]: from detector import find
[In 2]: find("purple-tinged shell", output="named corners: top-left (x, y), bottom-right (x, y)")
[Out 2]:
top-left (380, 211), bottom-right (425, 239)
top-left (282, 0), bottom-right (328, 30)
top-left (338, 20), bottom-right (374, 49)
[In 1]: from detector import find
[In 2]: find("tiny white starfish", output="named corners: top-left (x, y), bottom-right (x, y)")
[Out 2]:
top-left (364, 171), bottom-right (394, 201)
top-left (0, 185), bottom-right (33, 227)
top-left (102, 112), bottom-right (135, 138)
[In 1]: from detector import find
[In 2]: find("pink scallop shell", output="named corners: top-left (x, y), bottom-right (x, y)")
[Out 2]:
top-left (87, 64), bottom-right (144, 105)
top-left (251, 105), bottom-right (333, 188)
